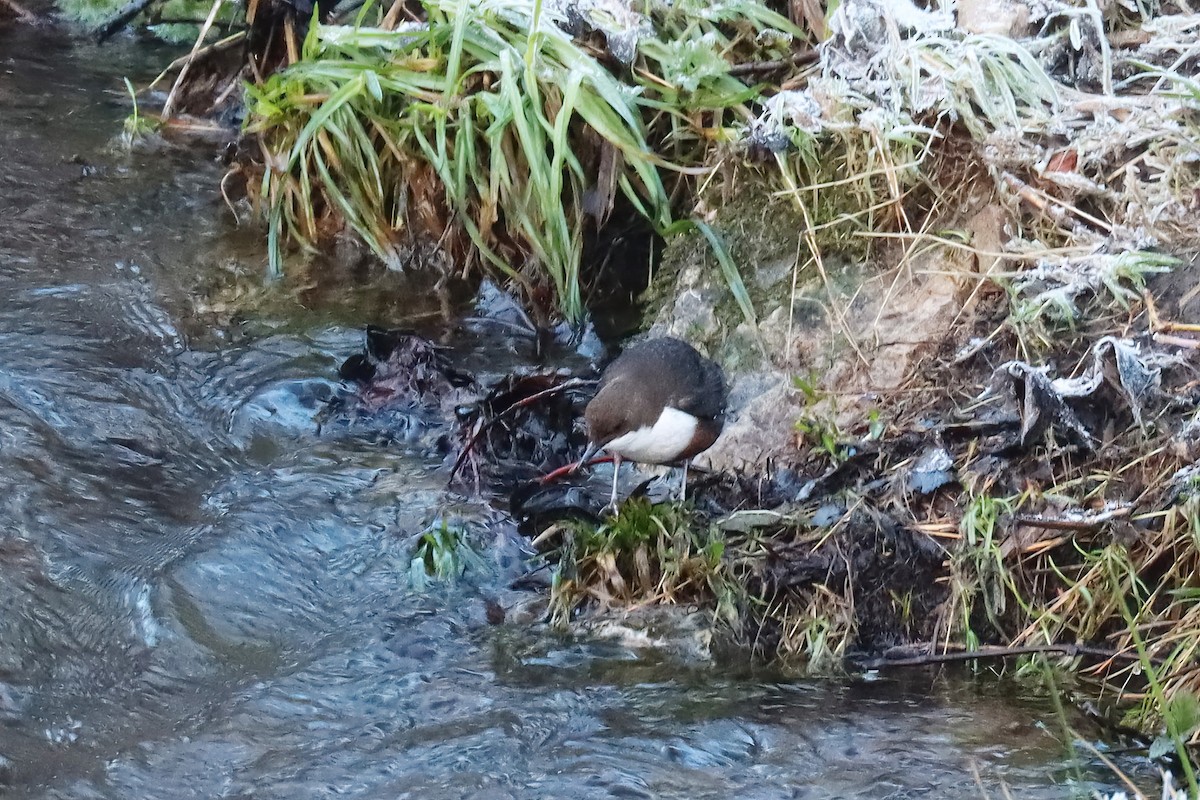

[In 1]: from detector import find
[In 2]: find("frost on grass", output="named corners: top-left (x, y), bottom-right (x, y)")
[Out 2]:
top-left (548, 0), bottom-right (654, 64)
top-left (1007, 247), bottom-right (1176, 328)
top-left (732, 0), bottom-right (1199, 325)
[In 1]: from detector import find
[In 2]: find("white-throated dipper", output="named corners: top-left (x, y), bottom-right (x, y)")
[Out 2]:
top-left (578, 337), bottom-right (727, 510)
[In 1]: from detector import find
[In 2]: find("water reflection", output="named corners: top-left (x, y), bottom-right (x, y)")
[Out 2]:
top-left (0, 27), bottom-right (1150, 800)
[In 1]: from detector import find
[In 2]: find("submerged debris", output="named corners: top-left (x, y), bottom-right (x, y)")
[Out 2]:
top-left (319, 327), bottom-right (474, 448)
top-left (450, 371), bottom-right (594, 492)
top-left (338, 325), bottom-right (473, 408)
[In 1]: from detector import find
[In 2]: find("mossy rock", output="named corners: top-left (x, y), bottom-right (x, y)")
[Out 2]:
top-left (648, 165), bottom-right (865, 376)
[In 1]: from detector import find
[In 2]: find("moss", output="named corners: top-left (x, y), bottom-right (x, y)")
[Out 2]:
top-left (649, 164), bottom-right (871, 374)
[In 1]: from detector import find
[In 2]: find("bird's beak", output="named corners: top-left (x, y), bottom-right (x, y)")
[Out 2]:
top-left (571, 441), bottom-right (602, 474)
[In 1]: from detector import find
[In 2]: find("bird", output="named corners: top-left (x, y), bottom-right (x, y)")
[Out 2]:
top-left (576, 337), bottom-right (727, 511)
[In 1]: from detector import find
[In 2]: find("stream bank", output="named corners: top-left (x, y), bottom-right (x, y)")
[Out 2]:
top-left (0, 23), bottom-right (1182, 798)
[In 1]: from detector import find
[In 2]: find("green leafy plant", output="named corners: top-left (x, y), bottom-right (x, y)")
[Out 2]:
top-left (409, 521), bottom-right (485, 588)
top-left (794, 415), bottom-right (849, 464)
top-left (946, 491), bottom-right (1015, 651)
top-left (121, 77), bottom-right (159, 148)
top-left (792, 373), bottom-right (854, 464)
top-left (244, 0), bottom-right (802, 323)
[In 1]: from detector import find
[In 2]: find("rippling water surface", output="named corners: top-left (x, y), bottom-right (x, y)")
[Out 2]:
top-left (0, 29), bottom-right (1152, 799)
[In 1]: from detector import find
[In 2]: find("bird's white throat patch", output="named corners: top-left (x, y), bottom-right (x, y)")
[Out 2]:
top-left (604, 406), bottom-right (698, 464)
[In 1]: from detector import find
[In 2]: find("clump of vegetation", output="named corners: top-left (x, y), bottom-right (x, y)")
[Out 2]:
top-left (543, 495), bottom-right (940, 674)
top-left (121, 77), bottom-right (160, 148)
top-left (242, 0), bottom-right (801, 323)
top-left (790, 373), bottom-right (884, 466)
top-left (1003, 247), bottom-right (1177, 352)
top-left (944, 491), bottom-right (1015, 652)
top-left (547, 498), bottom-right (741, 628)
top-left (920, 476), bottom-right (1200, 792)
top-left (409, 519), bottom-right (485, 589)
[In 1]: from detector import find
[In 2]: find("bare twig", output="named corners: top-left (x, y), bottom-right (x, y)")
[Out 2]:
top-left (729, 49), bottom-right (819, 76)
top-left (1153, 333), bottom-right (1200, 350)
top-left (448, 377), bottom-right (594, 485)
top-left (1014, 504), bottom-right (1132, 532)
top-left (161, 0), bottom-right (226, 120)
top-left (775, 153), bottom-right (870, 367)
top-left (1144, 290), bottom-right (1200, 349)
top-left (147, 31), bottom-right (246, 91)
top-left (1001, 171), bottom-right (1113, 233)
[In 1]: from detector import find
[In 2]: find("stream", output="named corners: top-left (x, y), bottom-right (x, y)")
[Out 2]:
top-left (0, 28), bottom-right (1157, 799)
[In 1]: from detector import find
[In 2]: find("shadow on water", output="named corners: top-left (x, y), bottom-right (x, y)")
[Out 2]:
top-left (0, 27), bottom-right (1155, 799)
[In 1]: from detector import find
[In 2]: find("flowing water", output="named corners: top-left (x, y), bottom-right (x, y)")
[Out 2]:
top-left (0, 29), bottom-right (1156, 799)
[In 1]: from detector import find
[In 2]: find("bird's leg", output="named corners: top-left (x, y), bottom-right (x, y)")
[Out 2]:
top-left (679, 459), bottom-right (689, 503)
top-left (606, 454), bottom-right (622, 514)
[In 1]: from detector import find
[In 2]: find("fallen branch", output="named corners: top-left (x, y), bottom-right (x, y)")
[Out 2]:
top-left (1014, 504), bottom-right (1132, 532)
top-left (1145, 289), bottom-right (1200, 337)
top-left (161, 0), bottom-right (226, 120)
top-left (856, 641), bottom-right (1156, 669)
top-left (95, 0), bottom-right (159, 42)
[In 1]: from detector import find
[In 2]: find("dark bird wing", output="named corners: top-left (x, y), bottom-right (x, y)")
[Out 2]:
top-left (598, 338), bottom-right (727, 426)
top-left (670, 353), bottom-right (727, 420)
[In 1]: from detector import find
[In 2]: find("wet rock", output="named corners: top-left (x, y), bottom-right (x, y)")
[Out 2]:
top-left (716, 509), bottom-right (799, 533)
top-left (574, 605), bottom-right (715, 664)
top-left (1164, 463), bottom-right (1200, 505)
top-left (510, 481), bottom-right (602, 529)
